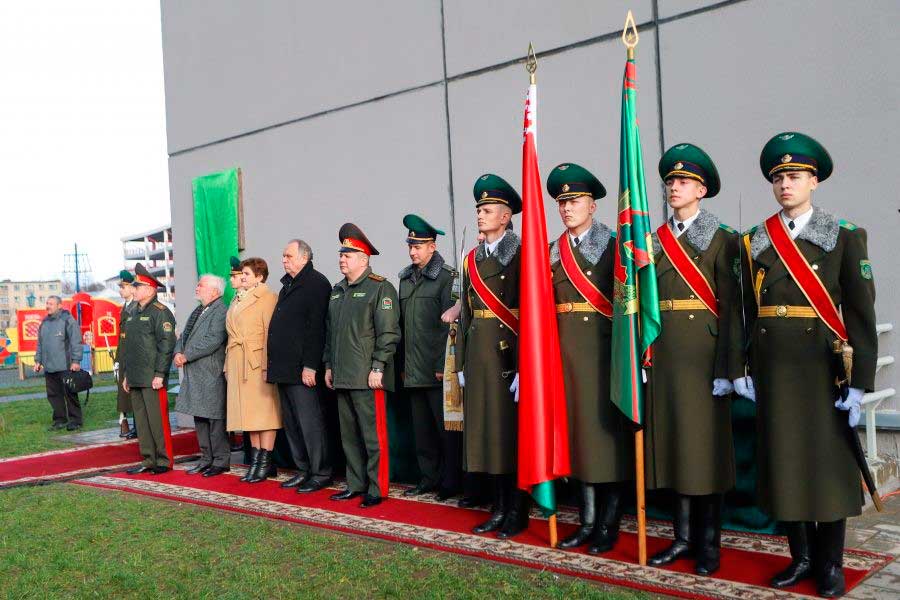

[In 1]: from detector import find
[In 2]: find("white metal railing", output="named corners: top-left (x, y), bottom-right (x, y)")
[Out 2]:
top-left (861, 323), bottom-right (895, 461)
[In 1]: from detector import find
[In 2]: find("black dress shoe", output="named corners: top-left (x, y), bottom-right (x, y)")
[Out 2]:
top-left (403, 483), bottom-right (436, 497)
top-left (281, 473), bottom-right (310, 489)
top-left (126, 465), bottom-right (154, 475)
top-left (66, 423), bottom-right (82, 431)
top-left (186, 463), bottom-right (211, 475)
top-left (47, 423), bottom-right (66, 431)
top-left (360, 494), bottom-right (383, 508)
top-left (124, 428), bottom-right (138, 439)
top-left (298, 478), bottom-right (333, 494)
top-left (330, 489), bottom-right (363, 501)
top-left (458, 496), bottom-right (487, 509)
top-left (436, 487), bottom-right (460, 501)
top-left (202, 466), bottom-right (230, 477)
top-left (152, 466), bottom-right (170, 474)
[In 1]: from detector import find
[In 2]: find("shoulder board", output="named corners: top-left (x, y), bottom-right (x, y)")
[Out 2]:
top-left (368, 273), bottom-right (385, 282)
top-left (742, 224), bottom-right (759, 237)
top-left (839, 219), bottom-right (858, 231)
top-left (152, 301), bottom-right (165, 309)
top-left (440, 264), bottom-right (458, 276)
top-left (718, 223), bottom-right (737, 234)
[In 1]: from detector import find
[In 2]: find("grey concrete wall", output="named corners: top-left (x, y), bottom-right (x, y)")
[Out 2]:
top-left (162, 0), bottom-right (897, 404)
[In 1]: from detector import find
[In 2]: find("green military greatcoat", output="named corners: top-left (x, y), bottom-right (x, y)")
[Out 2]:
top-left (645, 209), bottom-right (744, 495)
top-left (743, 207), bottom-right (877, 522)
top-left (457, 231), bottom-right (520, 475)
top-left (115, 299), bottom-right (137, 412)
top-left (119, 299), bottom-right (177, 388)
top-left (550, 221), bottom-right (633, 484)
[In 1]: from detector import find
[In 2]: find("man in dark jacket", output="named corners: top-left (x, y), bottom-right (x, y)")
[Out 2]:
top-left (34, 295), bottom-right (83, 430)
top-left (267, 239), bottom-right (333, 492)
top-left (398, 214), bottom-right (459, 499)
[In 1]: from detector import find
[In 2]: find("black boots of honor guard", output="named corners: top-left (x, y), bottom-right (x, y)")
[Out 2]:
top-left (772, 520), bottom-right (846, 597)
top-left (558, 483), bottom-right (624, 553)
top-left (649, 494), bottom-right (722, 576)
top-left (472, 474), bottom-right (530, 539)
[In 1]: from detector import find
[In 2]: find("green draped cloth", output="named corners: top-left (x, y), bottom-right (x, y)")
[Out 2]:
top-left (192, 168), bottom-right (241, 305)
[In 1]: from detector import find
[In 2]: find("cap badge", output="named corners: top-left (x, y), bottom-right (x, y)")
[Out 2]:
top-left (562, 184), bottom-right (570, 192)
top-left (480, 175), bottom-right (489, 180)
top-left (481, 191), bottom-right (488, 199)
top-left (558, 164), bottom-right (569, 171)
top-left (779, 133), bottom-right (795, 141)
top-left (674, 162), bottom-right (684, 170)
top-left (675, 144), bottom-right (688, 150)
top-left (781, 154), bottom-right (792, 163)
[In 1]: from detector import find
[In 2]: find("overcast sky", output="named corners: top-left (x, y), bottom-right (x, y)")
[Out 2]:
top-left (0, 1), bottom-right (169, 283)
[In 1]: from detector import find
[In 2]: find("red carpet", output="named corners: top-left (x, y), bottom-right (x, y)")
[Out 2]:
top-left (73, 466), bottom-right (893, 599)
top-left (0, 432), bottom-right (199, 488)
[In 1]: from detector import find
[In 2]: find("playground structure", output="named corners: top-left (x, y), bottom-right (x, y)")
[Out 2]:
top-left (12, 292), bottom-right (122, 378)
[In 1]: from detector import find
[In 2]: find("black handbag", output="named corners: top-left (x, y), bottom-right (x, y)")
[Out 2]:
top-left (63, 370), bottom-right (94, 406)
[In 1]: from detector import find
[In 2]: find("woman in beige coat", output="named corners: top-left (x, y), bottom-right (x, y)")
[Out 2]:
top-left (225, 257), bottom-right (281, 483)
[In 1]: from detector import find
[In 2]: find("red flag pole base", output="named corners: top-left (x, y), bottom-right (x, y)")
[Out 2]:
top-left (158, 387), bottom-right (174, 468)
top-left (549, 514), bottom-right (558, 548)
top-left (635, 428), bottom-right (647, 565)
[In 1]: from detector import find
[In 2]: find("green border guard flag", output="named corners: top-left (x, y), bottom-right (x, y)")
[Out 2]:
top-left (192, 168), bottom-right (241, 305)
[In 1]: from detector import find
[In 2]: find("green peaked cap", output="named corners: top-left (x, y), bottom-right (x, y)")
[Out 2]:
top-left (403, 214), bottom-right (444, 243)
top-left (119, 270), bottom-right (134, 283)
top-left (546, 163), bottom-right (607, 201)
top-left (659, 143), bottom-right (721, 198)
top-left (759, 131), bottom-right (832, 182)
top-left (473, 173), bottom-right (522, 214)
top-left (229, 256), bottom-right (242, 273)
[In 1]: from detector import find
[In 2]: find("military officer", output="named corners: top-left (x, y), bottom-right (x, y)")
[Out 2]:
top-left (456, 174), bottom-right (530, 539)
top-left (120, 263), bottom-right (177, 474)
top-left (398, 214), bottom-right (461, 499)
top-left (115, 270), bottom-right (138, 439)
top-left (229, 256), bottom-right (247, 301)
top-left (645, 144), bottom-right (744, 576)
top-left (546, 163), bottom-right (633, 554)
top-left (324, 223), bottom-right (401, 508)
top-left (738, 133), bottom-right (877, 597)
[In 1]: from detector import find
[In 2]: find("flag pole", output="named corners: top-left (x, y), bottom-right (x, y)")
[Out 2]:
top-left (524, 42), bottom-right (558, 549)
top-left (621, 9), bottom-right (648, 566)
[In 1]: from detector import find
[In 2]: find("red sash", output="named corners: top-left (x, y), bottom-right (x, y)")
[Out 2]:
top-left (764, 214), bottom-right (848, 341)
top-left (657, 223), bottom-right (719, 318)
top-left (466, 249), bottom-right (519, 334)
top-left (557, 233), bottom-right (613, 319)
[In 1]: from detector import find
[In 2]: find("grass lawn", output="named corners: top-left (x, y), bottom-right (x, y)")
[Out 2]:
top-left (0, 373), bottom-right (115, 398)
top-left (0, 485), bottom-right (645, 599)
top-left (0, 392), bottom-right (176, 458)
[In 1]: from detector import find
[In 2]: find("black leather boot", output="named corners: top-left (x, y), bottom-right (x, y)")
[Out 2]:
top-left (649, 494), bottom-right (693, 566)
top-left (816, 519), bottom-right (846, 598)
top-left (472, 475), bottom-right (508, 534)
top-left (771, 521), bottom-right (815, 588)
top-left (240, 448), bottom-right (260, 482)
top-left (498, 487), bottom-right (531, 539)
top-left (247, 449), bottom-right (273, 483)
top-left (694, 495), bottom-right (722, 575)
top-left (587, 484), bottom-right (623, 554)
top-left (559, 482), bottom-right (596, 549)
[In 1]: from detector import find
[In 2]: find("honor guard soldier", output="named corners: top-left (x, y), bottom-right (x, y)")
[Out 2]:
top-left (229, 256), bottom-right (246, 301)
top-left (739, 133), bottom-right (877, 597)
top-left (456, 174), bottom-right (530, 539)
top-left (120, 263), bottom-right (177, 474)
top-left (546, 164), bottom-right (633, 554)
top-left (645, 144), bottom-right (744, 575)
top-left (324, 223), bottom-right (401, 508)
top-left (398, 215), bottom-right (462, 499)
top-left (115, 270), bottom-right (138, 439)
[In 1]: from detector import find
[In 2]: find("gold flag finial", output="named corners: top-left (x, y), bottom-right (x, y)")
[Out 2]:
top-left (526, 42), bottom-right (537, 84)
top-left (622, 10), bottom-right (638, 58)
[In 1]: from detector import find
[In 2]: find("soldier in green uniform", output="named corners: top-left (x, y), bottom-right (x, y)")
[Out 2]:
top-left (456, 174), bottom-right (530, 539)
top-left (398, 214), bottom-right (461, 499)
top-left (229, 256), bottom-right (246, 301)
top-left (645, 144), bottom-right (744, 575)
top-left (115, 270), bottom-right (138, 439)
top-left (545, 164), bottom-right (633, 554)
top-left (120, 263), bottom-right (177, 474)
top-left (324, 223), bottom-right (401, 508)
top-left (738, 133), bottom-right (877, 597)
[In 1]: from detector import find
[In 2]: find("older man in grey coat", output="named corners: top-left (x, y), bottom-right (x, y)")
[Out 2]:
top-left (174, 274), bottom-right (229, 476)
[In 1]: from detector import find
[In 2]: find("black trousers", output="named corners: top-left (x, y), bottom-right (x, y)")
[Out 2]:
top-left (45, 371), bottom-right (81, 426)
top-left (409, 387), bottom-right (462, 491)
top-left (278, 383), bottom-right (332, 481)
top-left (194, 417), bottom-right (230, 468)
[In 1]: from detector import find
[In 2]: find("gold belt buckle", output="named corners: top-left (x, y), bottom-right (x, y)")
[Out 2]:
top-left (660, 299), bottom-right (673, 311)
top-left (561, 302), bottom-right (573, 313)
top-left (775, 304), bottom-right (788, 317)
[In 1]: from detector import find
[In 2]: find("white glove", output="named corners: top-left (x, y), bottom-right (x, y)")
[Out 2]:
top-left (509, 373), bottom-right (519, 403)
top-left (835, 387), bottom-right (864, 428)
top-left (712, 378), bottom-right (734, 397)
top-left (641, 368), bottom-right (648, 384)
top-left (733, 376), bottom-right (756, 402)
top-left (113, 362), bottom-right (119, 370)
top-left (457, 372), bottom-right (465, 388)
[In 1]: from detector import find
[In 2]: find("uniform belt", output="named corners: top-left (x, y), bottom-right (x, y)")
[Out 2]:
top-left (758, 305), bottom-right (818, 318)
top-left (555, 302), bottom-right (597, 314)
top-left (658, 299), bottom-right (707, 311)
top-left (473, 308), bottom-right (520, 319)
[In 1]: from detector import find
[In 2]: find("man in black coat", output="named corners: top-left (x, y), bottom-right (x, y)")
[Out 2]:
top-left (267, 239), bottom-right (334, 492)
